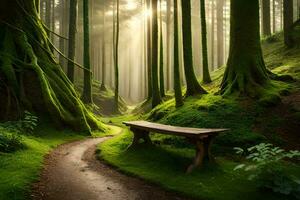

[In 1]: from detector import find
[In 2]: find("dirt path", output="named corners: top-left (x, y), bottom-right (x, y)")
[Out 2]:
top-left (31, 127), bottom-right (188, 200)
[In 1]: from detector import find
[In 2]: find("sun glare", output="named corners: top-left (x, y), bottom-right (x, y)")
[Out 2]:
top-left (126, 1), bottom-right (137, 11)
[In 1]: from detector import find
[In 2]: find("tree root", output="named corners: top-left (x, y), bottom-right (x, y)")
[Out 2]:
top-left (0, 20), bottom-right (105, 133)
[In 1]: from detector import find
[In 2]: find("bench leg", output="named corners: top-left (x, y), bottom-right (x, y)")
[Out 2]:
top-left (186, 136), bottom-right (216, 173)
top-left (203, 136), bottom-right (215, 162)
top-left (128, 128), bottom-right (152, 149)
top-left (186, 140), bottom-right (205, 173)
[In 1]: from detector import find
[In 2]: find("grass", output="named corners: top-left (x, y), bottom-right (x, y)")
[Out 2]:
top-left (0, 120), bottom-right (113, 200)
top-left (99, 129), bottom-right (296, 200)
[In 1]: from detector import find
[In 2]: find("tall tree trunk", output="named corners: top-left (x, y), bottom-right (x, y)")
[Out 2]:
top-left (151, 0), bottom-right (162, 107)
top-left (166, 0), bottom-right (171, 91)
top-left (210, 0), bottom-right (215, 71)
top-left (114, 0), bottom-right (120, 111)
top-left (0, 0), bottom-right (104, 132)
top-left (217, 0), bottom-right (224, 68)
top-left (101, 6), bottom-right (107, 91)
top-left (82, 0), bottom-right (93, 104)
top-left (272, 0), bottom-right (276, 33)
top-left (200, 0), bottom-right (212, 84)
top-left (159, 0), bottom-right (165, 97)
top-left (67, 0), bottom-right (77, 83)
top-left (283, 0), bottom-right (294, 47)
top-left (181, 0), bottom-right (207, 96)
top-left (59, 0), bottom-right (65, 70)
top-left (262, 0), bottom-right (271, 36)
top-left (45, 0), bottom-right (51, 28)
top-left (173, 0), bottom-right (184, 107)
top-left (146, 0), bottom-right (153, 100)
top-left (221, 0), bottom-right (269, 96)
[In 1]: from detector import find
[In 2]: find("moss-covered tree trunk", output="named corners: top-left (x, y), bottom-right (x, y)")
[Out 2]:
top-left (82, 0), bottom-right (93, 104)
top-left (220, 0), bottom-right (269, 96)
top-left (200, 0), bottom-right (212, 83)
top-left (0, 0), bottom-right (105, 133)
top-left (67, 0), bottom-right (77, 83)
top-left (151, 0), bottom-right (162, 108)
top-left (173, 0), bottom-right (184, 107)
top-left (181, 0), bottom-right (207, 96)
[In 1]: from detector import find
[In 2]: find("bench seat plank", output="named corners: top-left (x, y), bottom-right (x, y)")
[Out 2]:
top-left (123, 121), bottom-right (228, 138)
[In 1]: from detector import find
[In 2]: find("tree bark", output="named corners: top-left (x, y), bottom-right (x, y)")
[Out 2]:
top-left (217, 0), bottom-right (224, 68)
top-left (262, 0), bottom-right (271, 36)
top-left (101, 6), bottom-right (107, 91)
top-left (146, 0), bottom-right (153, 100)
top-left (200, 0), bottom-right (211, 83)
top-left (173, 0), bottom-right (184, 107)
top-left (114, 0), bottom-right (120, 111)
top-left (151, 0), bottom-right (162, 108)
top-left (159, 0), bottom-right (165, 97)
top-left (67, 0), bottom-right (77, 83)
top-left (283, 0), bottom-right (294, 47)
top-left (82, 0), bottom-right (93, 104)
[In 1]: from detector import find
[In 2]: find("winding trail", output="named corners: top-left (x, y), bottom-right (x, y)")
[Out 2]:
top-left (31, 127), bottom-right (188, 200)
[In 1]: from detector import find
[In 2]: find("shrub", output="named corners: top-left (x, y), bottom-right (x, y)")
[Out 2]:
top-left (0, 131), bottom-right (24, 153)
top-left (234, 143), bottom-right (300, 199)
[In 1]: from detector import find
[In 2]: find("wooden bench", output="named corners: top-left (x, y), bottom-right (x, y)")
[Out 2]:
top-left (123, 121), bottom-right (229, 173)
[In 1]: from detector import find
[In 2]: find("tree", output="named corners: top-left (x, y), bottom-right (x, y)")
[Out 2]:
top-left (146, 0), bottom-right (153, 100)
top-left (151, 0), bottom-right (162, 107)
top-left (283, 0), bottom-right (294, 47)
top-left (221, 0), bottom-right (269, 96)
top-left (181, 0), bottom-right (207, 96)
top-left (82, 0), bottom-right (93, 104)
top-left (173, 0), bottom-right (184, 107)
top-left (100, 6), bottom-right (107, 91)
top-left (0, 0), bottom-right (104, 133)
top-left (67, 0), bottom-right (78, 83)
top-left (200, 0), bottom-right (212, 83)
top-left (114, 0), bottom-right (120, 111)
top-left (262, 0), bottom-right (271, 36)
top-left (159, 0), bottom-right (165, 97)
top-left (217, 0), bottom-right (224, 67)
top-left (166, 0), bottom-right (172, 91)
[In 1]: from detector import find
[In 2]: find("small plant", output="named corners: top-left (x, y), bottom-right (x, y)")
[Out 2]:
top-left (234, 143), bottom-right (300, 199)
top-left (0, 131), bottom-right (24, 153)
top-left (22, 111), bottom-right (38, 133)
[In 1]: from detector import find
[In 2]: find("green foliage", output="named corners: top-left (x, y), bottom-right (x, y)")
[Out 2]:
top-left (0, 129), bottom-right (23, 153)
top-left (262, 34), bottom-right (280, 43)
top-left (234, 143), bottom-right (300, 198)
top-left (21, 111), bottom-right (38, 133)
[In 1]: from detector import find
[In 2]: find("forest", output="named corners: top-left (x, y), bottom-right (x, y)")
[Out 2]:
top-left (0, 0), bottom-right (300, 199)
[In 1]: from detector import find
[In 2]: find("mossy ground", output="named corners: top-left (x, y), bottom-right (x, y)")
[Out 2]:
top-left (98, 34), bottom-right (300, 200)
top-left (76, 81), bottom-right (128, 116)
